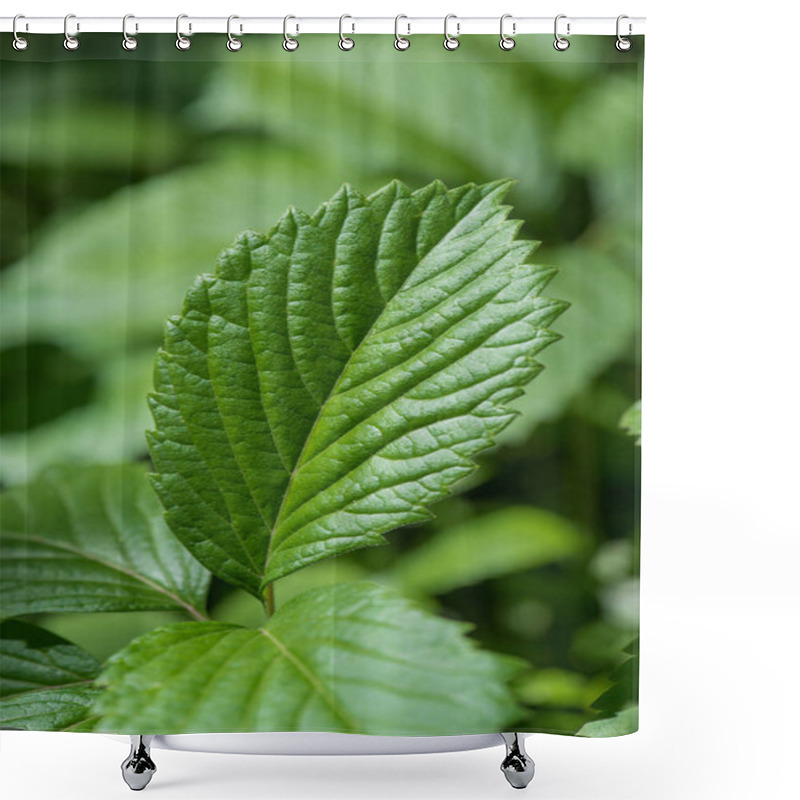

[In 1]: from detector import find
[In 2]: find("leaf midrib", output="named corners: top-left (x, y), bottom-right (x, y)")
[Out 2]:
top-left (257, 626), bottom-right (357, 731)
top-left (261, 191), bottom-right (508, 578)
top-left (0, 533), bottom-right (207, 621)
top-left (4, 678), bottom-right (96, 698)
top-left (268, 279), bottom-right (517, 544)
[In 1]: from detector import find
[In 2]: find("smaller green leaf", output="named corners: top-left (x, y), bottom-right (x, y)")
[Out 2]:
top-left (620, 400), bottom-right (641, 444)
top-left (383, 506), bottom-right (587, 596)
top-left (0, 463), bottom-right (210, 619)
top-left (0, 620), bottom-right (100, 731)
top-left (93, 581), bottom-right (524, 735)
top-left (577, 705), bottom-right (638, 737)
top-left (589, 639), bottom-right (639, 717)
top-left (577, 639), bottom-right (639, 737)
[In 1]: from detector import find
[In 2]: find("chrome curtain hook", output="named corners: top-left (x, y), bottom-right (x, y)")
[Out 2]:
top-left (283, 15), bottom-right (299, 51)
top-left (175, 14), bottom-right (191, 50)
top-left (394, 14), bottom-right (410, 50)
top-left (12, 14), bottom-right (28, 51)
top-left (553, 14), bottom-right (570, 51)
top-left (227, 15), bottom-right (243, 51)
top-left (122, 14), bottom-right (138, 51)
top-left (616, 14), bottom-right (632, 51)
top-left (63, 13), bottom-right (79, 51)
top-left (443, 14), bottom-right (460, 51)
top-left (338, 14), bottom-right (355, 50)
top-left (499, 14), bottom-right (515, 50)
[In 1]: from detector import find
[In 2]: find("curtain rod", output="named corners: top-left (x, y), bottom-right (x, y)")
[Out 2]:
top-left (1, 16), bottom-right (646, 37)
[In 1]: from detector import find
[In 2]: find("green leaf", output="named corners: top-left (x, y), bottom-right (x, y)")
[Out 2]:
top-left (191, 46), bottom-right (555, 215)
top-left (577, 705), bottom-right (638, 737)
top-left (0, 104), bottom-right (187, 169)
top-left (0, 463), bottom-right (210, 619)
top-left (620, 400), bottom-right (641, 444)
top-left (589, 639), bottom-right (639, 716)
top-left (0, 620), bottom-right (100, 731)
top-left (513, 668), bottom-right (594, 708)
top-left (383, 506), bottom-right (587, 596)
top-left (41, 610), bottom-right (190, 664)
top-left (0, 348), bottom-right (155, 485)
top-left (577, 638), bottom-right (639, 737)
top-left (0, 150), bottom-right (361, 361)
top-left (148, 180), bottom-right (566, 595)
top-left (93, 581), bottom-right (523, 735)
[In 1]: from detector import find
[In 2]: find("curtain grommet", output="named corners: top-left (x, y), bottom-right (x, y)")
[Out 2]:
top-left (338, 14), bottom-right (355, 51)
top-left (12, 15), bottom-right (29, 51)
top-left (615, 15), bottom-right (632, 51)
top-left (283, 15), bottom-right (299, 51)
top-left (499, 14), bottom-right (516, 50)
top-left (175, 14), bottom-right (191, 50)
top-left (443, 14), bottom-right (460, 51)
top-left (553, 14), bottom-right (570, 51)
top-left (122, 14), bottom-right (138, 51)
top-left (394, 15), bottom-right (410, 50)
top-left (63, 13), bottom-right (80, 51)
top-left (227, 15), bottom-right (243, 51)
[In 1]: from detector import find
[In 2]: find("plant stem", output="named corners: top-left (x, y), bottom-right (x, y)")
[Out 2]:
top-left (264, 582), bottom-right (275, 619)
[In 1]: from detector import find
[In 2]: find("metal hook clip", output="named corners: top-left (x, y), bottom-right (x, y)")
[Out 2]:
top-left (553, 14), bottom-right (570, 51)
top-left (227, 15), bottom-right (243, 51)
top-left (394, 15), bottom-right (410, 51)
top-left (122, 14), bottom-right (138, 51)
top-left (615, 14), bottom-right (632, 51)
top-left (176, 14), bottom-right (191, 50)
top-left (63, 13), bottom-right (79, 51)
top-left (12, 14), bottom-right (28, 51)
top-left (283, 15), bottom-right (299, 51)
top-left (443, 14), bottom-right (460, 51)
top-left (499, 14), bottom-right (515, 51)
top-left (338, 14), bottom-right (355, 51)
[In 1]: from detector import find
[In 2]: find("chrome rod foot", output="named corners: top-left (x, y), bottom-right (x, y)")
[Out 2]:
top-left (500, 733), bottom-right (535, 789)
top-left (121, 735), bottom-right (156, 791)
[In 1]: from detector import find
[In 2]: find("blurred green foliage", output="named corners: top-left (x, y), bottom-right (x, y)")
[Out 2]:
top-left (0, 35), bottom-right (642, 734)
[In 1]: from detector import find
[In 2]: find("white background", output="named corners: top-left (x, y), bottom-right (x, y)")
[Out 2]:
top-left (2, 1), bottom-right (799, 798)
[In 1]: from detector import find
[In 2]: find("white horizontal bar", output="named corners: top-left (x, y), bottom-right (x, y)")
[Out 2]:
top-left (0, 16), bottom-right (645, 37)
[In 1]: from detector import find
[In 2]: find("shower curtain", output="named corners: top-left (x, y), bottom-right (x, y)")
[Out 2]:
top-left (0, 30), bottom-right (642, 740)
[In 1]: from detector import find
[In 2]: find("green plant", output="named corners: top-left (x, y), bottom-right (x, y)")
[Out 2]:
top-left (1, 179), bottom-right (576, 734)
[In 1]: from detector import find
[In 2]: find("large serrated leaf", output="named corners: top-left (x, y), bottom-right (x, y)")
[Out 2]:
top-left (93, 581), bottom-right (522, 735)
top-left (0, 463), bottom-right (210, 619)
top-left (148, 180), bottom-right (566, 596)
top-left (0, 620), bottom-right (101, 731)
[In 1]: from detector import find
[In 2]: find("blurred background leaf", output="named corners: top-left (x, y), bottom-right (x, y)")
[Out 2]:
top-left (382, 506), bottom-right (588, 598)
top-left (577, 638), bottom-right (639, 736)
top-left (620, 400), bottom-right (642, 443)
